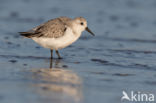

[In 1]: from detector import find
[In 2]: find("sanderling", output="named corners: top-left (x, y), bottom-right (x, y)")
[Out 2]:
top-left (19, 16), bottom-right (95, 65)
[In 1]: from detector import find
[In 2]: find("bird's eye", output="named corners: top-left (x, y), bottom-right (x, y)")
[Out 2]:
top-left (80, 22), bottom-right (84, 25)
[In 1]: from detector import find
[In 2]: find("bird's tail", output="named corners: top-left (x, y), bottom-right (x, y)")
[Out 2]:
top-left (19, 32), bottom-right (33, 38)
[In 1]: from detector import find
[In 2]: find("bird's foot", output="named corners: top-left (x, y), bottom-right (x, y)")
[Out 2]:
top-left (58, 57), bottom-right (63, 59)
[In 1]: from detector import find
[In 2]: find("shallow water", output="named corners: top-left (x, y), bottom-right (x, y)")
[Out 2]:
top-left (0, 0), bottom-right (156, 103)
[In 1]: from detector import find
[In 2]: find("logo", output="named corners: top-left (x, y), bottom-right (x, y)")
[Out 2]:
top-left (121, 91), bottom-right (154, 102)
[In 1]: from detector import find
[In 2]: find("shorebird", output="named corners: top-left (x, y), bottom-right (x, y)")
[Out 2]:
top-left (19, 17), bottom-right (95, 64)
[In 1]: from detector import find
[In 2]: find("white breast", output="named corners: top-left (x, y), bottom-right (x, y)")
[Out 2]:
top-left (32, 27), bottom-right (81, 50)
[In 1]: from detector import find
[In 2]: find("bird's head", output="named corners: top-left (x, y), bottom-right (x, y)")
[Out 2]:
top-left (71, 17), bottom-right (95, 36)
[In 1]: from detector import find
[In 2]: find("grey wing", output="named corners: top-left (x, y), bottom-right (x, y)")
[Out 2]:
top-left (36, 19), bottom-right (67, 38)
top-left (19, 17), bottom-right (71, 38)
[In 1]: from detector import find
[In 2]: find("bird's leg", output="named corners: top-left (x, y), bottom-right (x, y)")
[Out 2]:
top-left (51, 49), bottom-right (53, 59)
top-left (50, 49), bottom-right (53, 68)
top-left (56, 50), bottom-right (62, 59)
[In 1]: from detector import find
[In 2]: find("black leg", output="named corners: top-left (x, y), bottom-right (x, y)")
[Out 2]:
top-left (51, 50), bottom-right (53, 59)
top-left (50, 50), bottom-right (53, 68)
top-left (56, 50), bottom-right (62, 59)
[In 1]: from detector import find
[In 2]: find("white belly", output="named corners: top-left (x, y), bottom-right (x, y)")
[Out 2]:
top-left (32, 27), bottom-right (81, 50)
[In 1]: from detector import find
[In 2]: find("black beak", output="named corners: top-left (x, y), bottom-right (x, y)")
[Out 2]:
top-left (85, 27), bottom-right (95, 36)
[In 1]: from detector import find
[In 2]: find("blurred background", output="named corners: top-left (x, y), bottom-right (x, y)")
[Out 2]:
top-left (0, 0), bottom-right (156, 103)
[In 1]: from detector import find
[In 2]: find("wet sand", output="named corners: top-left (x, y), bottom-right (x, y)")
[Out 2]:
top-left (0, 0), bottom-right (156, 103)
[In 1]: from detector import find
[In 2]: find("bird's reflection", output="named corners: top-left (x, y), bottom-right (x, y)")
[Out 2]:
top-left (30, 59), bottom-right (82, 103)
top-left (50, 59), bottom-right (62, 68)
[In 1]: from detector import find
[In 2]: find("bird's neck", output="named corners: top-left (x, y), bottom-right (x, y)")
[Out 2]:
top-left (72, 26), bottom-right (83, 38)
top-left (72, 29), bottom-right (82, 37)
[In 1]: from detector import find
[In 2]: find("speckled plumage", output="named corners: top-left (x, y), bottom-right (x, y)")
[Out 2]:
top-left (20, 17), bottom-right (71, 38)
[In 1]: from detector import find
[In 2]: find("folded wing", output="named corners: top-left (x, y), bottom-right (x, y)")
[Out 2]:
top-left (19, 17), bottom-right (71, 38)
